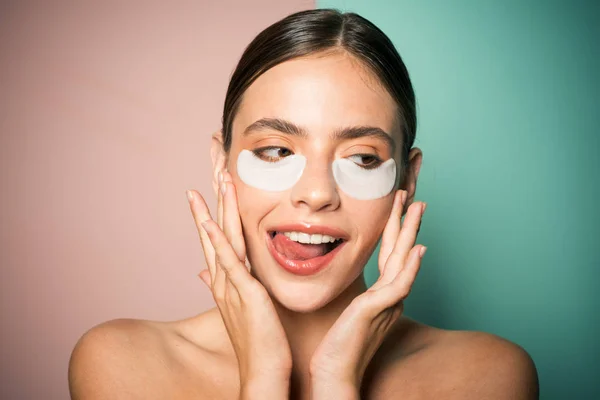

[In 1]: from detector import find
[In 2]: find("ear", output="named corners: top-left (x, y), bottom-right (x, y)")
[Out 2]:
top-left (401, 147), bottom-right (423, 215)
top-left (210, 129), bottom-right (228, 198)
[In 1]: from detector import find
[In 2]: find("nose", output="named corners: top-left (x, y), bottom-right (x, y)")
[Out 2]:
top-left (290, 159), bottom-right (340, 212)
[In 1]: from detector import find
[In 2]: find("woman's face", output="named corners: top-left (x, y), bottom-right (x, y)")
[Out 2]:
top-left (222, 52), bottom-right (403, 312)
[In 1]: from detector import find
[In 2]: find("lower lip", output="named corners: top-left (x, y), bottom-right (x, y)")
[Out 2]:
top-left (266, 233), bottom-right (346, 276)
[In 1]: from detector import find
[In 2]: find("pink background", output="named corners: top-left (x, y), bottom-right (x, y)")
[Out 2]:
top-left (0, 1), bottom-right (314, 399)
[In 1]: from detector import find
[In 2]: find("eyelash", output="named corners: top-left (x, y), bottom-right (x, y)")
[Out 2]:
top-left (252, 146), bottom-right (383, 170)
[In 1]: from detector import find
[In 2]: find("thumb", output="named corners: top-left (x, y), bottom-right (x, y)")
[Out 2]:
top-left (198, 269), bottom-right (211, 289)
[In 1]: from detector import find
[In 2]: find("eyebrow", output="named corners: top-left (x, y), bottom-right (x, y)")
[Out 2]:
top-left (242, 117), bottom-right (396, 155)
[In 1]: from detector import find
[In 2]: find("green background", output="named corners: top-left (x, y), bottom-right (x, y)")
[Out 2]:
top-left (317, 0), bottom-right (599, 398)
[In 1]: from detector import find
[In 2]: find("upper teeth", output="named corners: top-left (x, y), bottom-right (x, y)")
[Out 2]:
top-left (281, 231), bottom-right (339, 244)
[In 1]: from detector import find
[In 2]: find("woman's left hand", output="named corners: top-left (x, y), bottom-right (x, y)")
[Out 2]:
top-left (309, 190), bottom-right (427, 395)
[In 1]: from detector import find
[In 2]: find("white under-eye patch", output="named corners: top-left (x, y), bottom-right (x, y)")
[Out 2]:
top-left (236, 149), bottom-right (306, 191)
top-left (332, 158), bottom-right (396, 200)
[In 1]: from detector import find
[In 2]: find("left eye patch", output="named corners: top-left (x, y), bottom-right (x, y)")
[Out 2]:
top-left (236, 149), bottom-right (306, 191)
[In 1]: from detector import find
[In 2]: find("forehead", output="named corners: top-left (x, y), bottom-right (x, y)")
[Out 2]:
top-left (233, 52), bottom-right (400, 138)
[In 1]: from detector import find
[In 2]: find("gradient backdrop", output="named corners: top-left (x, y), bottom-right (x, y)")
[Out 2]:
top-left (318, 1), bottom-right (599, 398)
top-left (0, 2), bottom-right (314, 399)
top-left (1, 1), bottom-right (598, 399)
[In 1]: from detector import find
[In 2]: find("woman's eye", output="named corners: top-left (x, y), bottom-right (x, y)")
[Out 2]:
top-left (252, 146), bottom-right (293, 162)
top-left (348, 154), bottom-right (382, 170)
top-left (252, 148), bottom-right (381, 169)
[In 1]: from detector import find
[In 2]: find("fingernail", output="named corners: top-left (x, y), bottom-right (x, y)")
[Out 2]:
top-left (220, 181), bottom-right (227, 195)
top-left (401, 191), bottom-right (408, 205)
top-left (422, 202), bottom-right (427, 214)
top-left (186, 190), bottom-right (194, 203)
top-left (419, 246), bottom-right (427, 258)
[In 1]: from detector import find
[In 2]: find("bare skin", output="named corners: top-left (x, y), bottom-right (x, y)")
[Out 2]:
top-left (69, 309), bottom-right (537, 399)
top-left (69, 51), bottom-right (539, 399)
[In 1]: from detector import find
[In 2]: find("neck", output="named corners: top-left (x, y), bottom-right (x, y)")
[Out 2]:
top-left (272, 274), bottom-right (368, 391)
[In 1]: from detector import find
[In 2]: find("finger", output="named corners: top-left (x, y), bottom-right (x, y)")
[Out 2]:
top-left (216, 171), bottom-right (243, 300)
top-left (198, 269), bottom-right (211, 289)
top-left (218, 171), bottom-right (224, 230)
top-left (224, 278), bottom-right (242, 308)
top-left (380, 201), bottom-right (426, 282)
top-left (371, 245), bottom-right (425, 310)
top-left (378, 190), bottom-right (406, 274)
top-left (214, 172), bottom-right (226, 290)
top-left (221, 172), bottom-right (246, 261)
top-left (387, 245), bottom-right (425, 300)
top-left (213, 252), bottom-right (227, 299)
top-left (201, 219), bottom-right (252, 291)
top-left (187, 190), bottom-right (217, 281)
top-left (213, 171), bottom-right (224, 291)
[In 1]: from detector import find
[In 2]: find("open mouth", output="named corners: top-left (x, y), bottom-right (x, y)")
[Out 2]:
top-left (265, 230), bottom-right (347, 276)
top-left (268, 231), bottom-right (345, 260)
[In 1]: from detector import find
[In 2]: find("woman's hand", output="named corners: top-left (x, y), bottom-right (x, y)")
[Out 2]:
top-left (187, 171), bottom-right (292, 398)
top-left (309, 190), bottom-right (427, 397)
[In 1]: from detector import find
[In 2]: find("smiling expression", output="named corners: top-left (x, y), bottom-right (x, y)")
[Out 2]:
top-left (217, 51), bottom-right (404, 312)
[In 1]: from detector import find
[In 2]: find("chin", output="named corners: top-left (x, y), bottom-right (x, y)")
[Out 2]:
top-left (247, 237), bottom-right (367, 313)
top-left (265, 279), bottom-right (339, 313)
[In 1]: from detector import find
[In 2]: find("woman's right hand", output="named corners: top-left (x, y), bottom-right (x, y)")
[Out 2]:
top-left (187, 170), bottom-right (292, 397)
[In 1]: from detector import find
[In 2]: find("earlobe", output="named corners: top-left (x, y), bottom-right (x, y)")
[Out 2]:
top-left (210, 129), bottom-right (227, 197)
top-left (210, 129), bottom-right (224, 166)
top-left (403, 147), bottom-right (423, 208)
top-left (410, 148), bottom-right (423, 179)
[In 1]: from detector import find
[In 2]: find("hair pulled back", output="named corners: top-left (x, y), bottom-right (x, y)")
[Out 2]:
top-left (222, 9), bottom-right (416, 183)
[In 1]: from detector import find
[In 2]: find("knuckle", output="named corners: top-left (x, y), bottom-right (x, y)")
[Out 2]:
top-left (247, 281), bottom-right (268, 300)
top-left (214, 291), bottom-right (225, 303)
top-left (398, 285), bottom-right (411, 298)
top-left (216, 257), bottom-right (230, 272)
top-left (224, 286), bottom-right (234, 304)
top-left (350, 296), bottom-right (370, 313)
top-left (390, 248), bottom-right (403, 259)
top-left (219, 263), bottom-right (231, 273)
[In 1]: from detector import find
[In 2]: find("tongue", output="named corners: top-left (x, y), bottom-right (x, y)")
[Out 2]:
top-left (272, 233), bottom-right (331, 260)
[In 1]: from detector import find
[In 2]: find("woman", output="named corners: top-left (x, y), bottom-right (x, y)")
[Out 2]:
top-left (68, 9), bottom-right (539, 399)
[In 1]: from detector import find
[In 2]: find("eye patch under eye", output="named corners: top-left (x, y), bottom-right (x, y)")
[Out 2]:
top-left (236, 149), bottom-right (306, 191)
top-left (236, 149), bottom-right (396, 200)
top-left (332, 158), bottom-right (396, 200)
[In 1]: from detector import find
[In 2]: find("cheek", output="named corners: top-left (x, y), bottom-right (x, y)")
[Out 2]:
top-left (235, 184), bottom-right (258, 224)
top-left (347, 198), bottom-right (394, 241)
top-left (234, 181), bottom-right (277, 234)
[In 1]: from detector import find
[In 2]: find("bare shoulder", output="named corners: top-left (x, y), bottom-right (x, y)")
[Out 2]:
top-left (68, 313), bottom-right (229, 400)
top-left (369, 319), bottom-right (539, 399)
top-left (425, 328), bottom-right (539, 399)
top-left (68, 318), bottom-right (177, 399)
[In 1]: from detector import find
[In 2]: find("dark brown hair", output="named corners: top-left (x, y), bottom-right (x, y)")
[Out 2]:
top-left (221, 9), bottom-right (416, 184)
